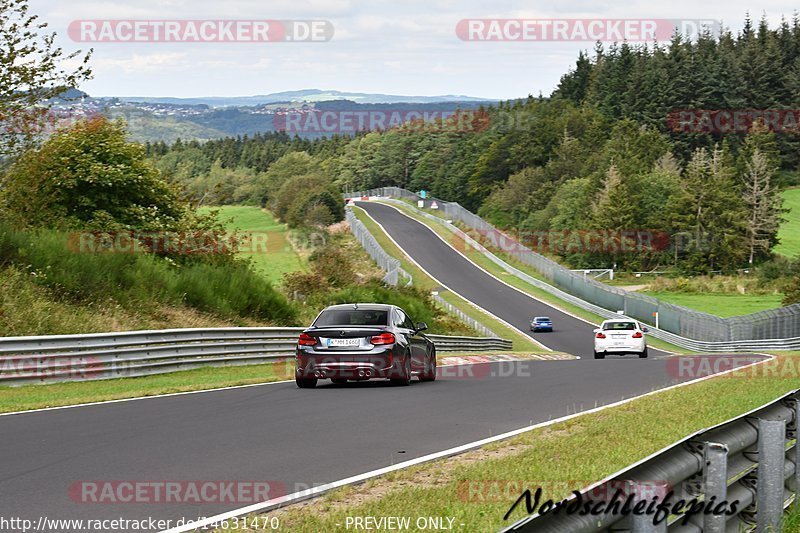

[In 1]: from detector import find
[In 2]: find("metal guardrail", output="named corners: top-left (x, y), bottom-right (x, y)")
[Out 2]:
top-left (432, 293), bottom-right (500, 338)
top-left (345, 208), bottom-right (412, 287)
top-left (380, 201), bottom-right (800, 352)
top-left (426, 334), bottom-right (512, 352)
top-left (346, 205), bottom-right (504, 339)
top-left (503, 388), bottom-right (800, 532)
top-left (348, 189), bottom-right (800, 350)
top-left (0, 327), bottom-right (515, 386)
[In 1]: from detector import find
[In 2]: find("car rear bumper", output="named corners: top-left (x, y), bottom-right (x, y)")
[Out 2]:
top-left (594, 340), bottom-right (647, 353)
top-left (295, 347), bottom-right (405, 380)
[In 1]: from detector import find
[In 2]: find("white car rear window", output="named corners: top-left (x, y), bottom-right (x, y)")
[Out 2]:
top-left (603, 322), bottom-right (636, 331)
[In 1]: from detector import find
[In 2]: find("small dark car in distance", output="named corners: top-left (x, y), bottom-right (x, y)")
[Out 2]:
top-left (530, 316), bottom-right (553, 332)
top-left (295, 303), bottom-right (437, 388)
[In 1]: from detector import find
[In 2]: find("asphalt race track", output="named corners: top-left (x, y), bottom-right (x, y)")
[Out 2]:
top-left (0, 355), bottom-right (764, 531)
top-left (0, 200), bottom-right (768, 532)
top-left (356, 200), bottom-right (665, 358)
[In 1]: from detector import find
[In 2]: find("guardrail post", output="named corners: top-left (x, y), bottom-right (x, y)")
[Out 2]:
top-left (703, 442), bottom-right (729, 533)
top-left (630, 481), bottom-right (667, 533)
top-left (756, 418), bottom-right (786, 532)
top-left (795, 400), bottom-right (800, 509)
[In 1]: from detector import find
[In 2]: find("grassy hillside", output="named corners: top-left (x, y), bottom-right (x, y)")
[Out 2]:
top-left (111, 107), bottom-right (228, 143)
top-left (644, 291), bottom-right (785, 318)
top-left (776, 188), bottom-right (800, 258)
top-left (0, 222), bottom-right (297, 337)
top-left (206, 206), bottom-right (307, 284)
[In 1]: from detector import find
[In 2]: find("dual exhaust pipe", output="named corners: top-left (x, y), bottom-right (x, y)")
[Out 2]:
top-left (313, 370), bottom-right (372, 378)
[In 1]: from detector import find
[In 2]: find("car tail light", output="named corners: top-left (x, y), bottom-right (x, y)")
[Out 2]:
top-left (370, 332), bottom-right (396, 345)
top-left (595, 332), bottom-right (606, 339)
top-left (632, 331), bottom-right (643, 339)
top-left (298, 333), bottom-right (317, 346)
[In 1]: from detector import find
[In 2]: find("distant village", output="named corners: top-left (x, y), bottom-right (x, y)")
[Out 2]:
top-left (50, 95), bottom-right (318, 120)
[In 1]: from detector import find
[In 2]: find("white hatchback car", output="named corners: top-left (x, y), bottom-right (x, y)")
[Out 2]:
top-left (593, 319), bottom-right (648, 359)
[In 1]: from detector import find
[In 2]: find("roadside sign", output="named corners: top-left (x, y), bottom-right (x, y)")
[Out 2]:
top-left (418, 200), bottom-right (424, 208)
top-left (431, 201), bottom-right (439, 209)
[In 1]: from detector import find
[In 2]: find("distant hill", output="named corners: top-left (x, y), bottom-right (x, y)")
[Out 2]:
top-left (43, 89), bottom-right (499, 143)
top-left (108, 107), bottom-right (228, 143)
top-left (112, 89), bottom-right (497, 107)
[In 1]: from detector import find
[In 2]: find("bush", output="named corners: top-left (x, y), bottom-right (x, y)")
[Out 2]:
top-left (272, 173), bottom-right (344, 228)
top-left (308, 245), bottom-right (357, 288)
top-left (311, 282), bottom-right (460, 334)
top-left (0, 224), bottom-right (296, 324)
top-left (173, 262), bottom-right (296, 323)
top-left (1, 116), bottom-right (185, 230)
top-left (757, 257), bottom-right (800, 284)
top-left (783, 277), bottom-right (800, 306)
top-left (282, 271), bottom-right (330, 299)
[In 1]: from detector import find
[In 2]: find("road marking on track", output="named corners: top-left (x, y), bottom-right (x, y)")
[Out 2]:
top-left (0, 379), bottom-right (297, 418)
top-left (353, 205), bottom-right (551, 352)
top-left (161, 353), bottom-right (774, 533)
top-left (371, 201), bottom-right (675, 357)
top-left (0, 356), bottom-right (574, 417)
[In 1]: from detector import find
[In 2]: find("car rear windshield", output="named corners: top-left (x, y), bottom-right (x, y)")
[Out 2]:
top-left (535, 317), bottom-right (551, 322)
top-left (314, 309), bottom-right (389, 327)
top-left (603, 322), bottom-right (636, 330)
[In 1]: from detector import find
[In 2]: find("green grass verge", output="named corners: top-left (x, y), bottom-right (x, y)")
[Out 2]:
top-left (249, 353), bottom-right (800, 532)
top-left (203, 205), bottom-right (307, 284)
top-left (0, 352), bottom-right (564, 414)
top-left (646, 291), bottom-right (785, 317)
top-left (379, 201), bottom-right (688, 354)
top-left (351, 207), bottom-right (542, 352)
top-left (776, 187), bottom-right (800, 258)
top-left (0, 362), bottom-right (295, 414)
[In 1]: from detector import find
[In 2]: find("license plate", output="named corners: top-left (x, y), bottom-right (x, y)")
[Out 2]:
top-left (327, 338), bottom-right (360, 347)
top-left (613, 341), bottom-right (626, 346)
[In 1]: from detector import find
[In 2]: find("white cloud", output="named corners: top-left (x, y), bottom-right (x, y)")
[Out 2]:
top-left (26, 0), bottom-right (800, 99)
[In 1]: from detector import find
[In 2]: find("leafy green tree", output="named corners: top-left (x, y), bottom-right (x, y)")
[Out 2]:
top-left (1, 116), bottom-right (184, 230)
top-left (783, 276), bottom-right (800, 305)
top-left (591, 166), bottom-right (637, 230)
top-left (0, 0), bottom-right (92, 155)
top-left (667, 146), bottom-right (748, 271)
top-left (273, 173), bottom-right (343, 228)
top-left (741, 149), bottom-right (783, 264)
top-left (477, 167), bottom-right (550, 227)
top-left (258, 151), bottom-right (319, 205)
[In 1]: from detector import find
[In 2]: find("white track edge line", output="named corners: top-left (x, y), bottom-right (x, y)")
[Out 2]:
top-left (0, 355), bottom-right (555, 417)
top-left (353, 205), bottom-right (550, 352)
top-left (161, 353), bottom-right (775, 533)
top-left (0, 379), bottom-right (296, 417)
top-left (377, 201), bottom-right (678, 356)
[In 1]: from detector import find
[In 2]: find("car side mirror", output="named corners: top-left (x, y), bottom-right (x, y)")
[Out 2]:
top-left (593, 328), bottom-right (600, 334)
top-left (415, 322), bottom-right (428, 332)
top-left (643, 327), bottom-right (649, 333)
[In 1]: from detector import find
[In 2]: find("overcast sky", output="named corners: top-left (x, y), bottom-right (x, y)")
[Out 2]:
top-left (29, 0), bottom-right (799, 100)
